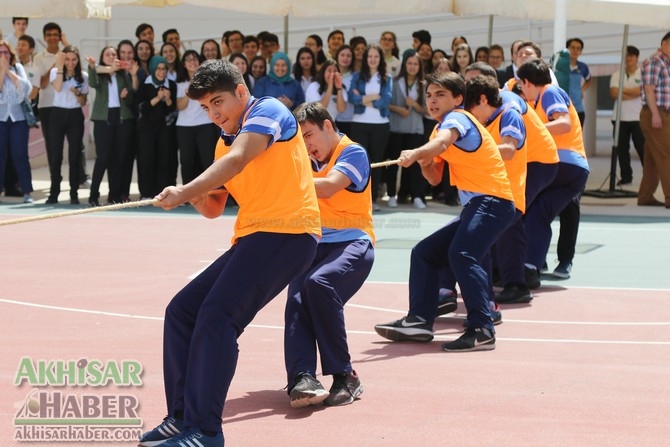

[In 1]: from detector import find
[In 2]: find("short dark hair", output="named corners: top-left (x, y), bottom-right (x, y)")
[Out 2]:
top-left (327, 29), bottom-right (344, 41)
top-left (464, 75), bottom-right (503, 111)
top-left (42, 22), bottom-right (61, 37)
top-left (226, 30), bottom-right (244, 45)
top-left (18, 34), bottom-right (35, 49)
top-left (349, 36), bottom-right (367, 48)
top-left (518, 41), bottom-right (543, 58)
top-left (412, 30), bottom-right (431, 45)
top-left (243, 35), bottom-right (259, 46)
top-left (516, 58), bottom-right (552, 87)
top-left (135, 23), bottom-right (153, 39)
top-left (162, 28), bottom-right (179, 43)
top-left (465, 61), bottom-right (498, 79)
top-left (264, 33), bottom-right (279, 45)
top-left (13, 17), bottom-right (28, 24)
top-left (626, 45), bottom-right (640, 57)
top-left (294, 101), bottom-right (335, 130)
top-left (425, 71), bottom-right (466, 100)
top-left (510, 39), bottom-right (524, 56)
top-left (566, 38), bottom-right (584, 49)
top-left (187, 59), bottom-right (246, 100)
top-left (662, 31), bottom-right (670, 43)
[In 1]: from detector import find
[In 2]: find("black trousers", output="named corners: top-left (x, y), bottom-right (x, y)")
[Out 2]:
top-left (47, 107), bottom-right (85, 198)
top-left (176, 123), bottom-right (219, 185)
top-left (91, 109), bottom-right (134, 202)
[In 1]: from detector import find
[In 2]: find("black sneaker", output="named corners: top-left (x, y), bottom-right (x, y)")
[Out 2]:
top-left (289, 373), bottom-right (329, 408)
top-left (495, 284), bottom-right (533, 304)
top-left (374, 315), bottom-right (433, 342)
top-left (442, 327), bottom-right (495, 352)
top-left (324, 370), bottom-right (363, 406)
top-left (525, 267), bottom-right (541, 290)
top-left (139, 415), bottom-right (183, 446)
top-left (436, 289), bottom-right (458, 316)
top-left (552, 261), bottom-right (572, 279)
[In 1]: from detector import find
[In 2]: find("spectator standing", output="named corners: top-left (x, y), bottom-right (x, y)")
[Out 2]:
top-left (350, 36), bottom-right (367, 73)
top-left (379, 31), bottom-right (401, 77)
top-left (334, 45), bottom-right (355, 135)
top-left (6, 17), bottom-right (28, 50)
top-left (253, 52), bottom-right (304, 111)
top-left (386, 50), bottom-right (426, 209)
top-left (135, 55), bottom-right (176, 199)
top-left (86, 46), bottom-right (135, 205)
top-left (638, 32), bottom-right (670, 208)
top-left (326, 30), bottom-right (345, 60)
top-left (305, 59), bottom-right (347, 120)
top-left (0, 39), bottom-right (34, 203)
top-left (610, 45), bottom-right (644, 186)
top-left (242, 35), bottom-right (259, 64)
top-left (46, 45), bottom-right (88, 204)
top-left (175, 50), bottom-right (219, 185)
top-left (135, 23), bottom-right (154, 47)
top-left (566, 38), bottom-right (591, 127)
top-left (292, 47), bottom-right (317, 94)
top-left (348, 44), bottom-right (391, 211)
top-left (304, 34), bottom-right (327, 69)
top-left (200, 39), bottom-right (221, 61)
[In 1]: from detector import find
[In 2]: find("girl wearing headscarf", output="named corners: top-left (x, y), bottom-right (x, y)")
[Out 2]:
top-left (136, 55), bottom-right (176, 199)
top-left (252, 52), bottom-right (304, 110)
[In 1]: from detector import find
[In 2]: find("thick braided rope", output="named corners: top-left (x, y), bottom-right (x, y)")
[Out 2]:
top-left (0, 199), bottom-right (158, 227)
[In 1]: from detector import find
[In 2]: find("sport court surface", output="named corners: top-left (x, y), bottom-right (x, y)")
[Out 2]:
top-left (1, 187), bottom-right (669, 446)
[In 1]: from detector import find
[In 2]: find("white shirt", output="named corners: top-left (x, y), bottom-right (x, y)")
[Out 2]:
top-left (352, 73), bottom-right (389, 124)
top-left (610, 66), bottom-right (643, 122)
top-left (33, 49), bottom-right (59, 108)
top-left (107, 74), bottom-right (121, 108)
top-left (175, 81), bottom-right (211, 127)
top-left (49, 68), bottom-right (89, 109)
top-left (304, 81), bottom-right (348, 120)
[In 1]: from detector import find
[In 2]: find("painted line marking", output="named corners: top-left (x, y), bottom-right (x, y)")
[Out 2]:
top-left (2, 298), bottom-right (670, 346)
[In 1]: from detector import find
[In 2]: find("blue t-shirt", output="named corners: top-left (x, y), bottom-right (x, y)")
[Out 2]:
top-left (222, 96), bottom-right (298, 148)
top-left (568, 61), bottom-right (590, 113)
top-left (486, 105), bottom-right (526, 149)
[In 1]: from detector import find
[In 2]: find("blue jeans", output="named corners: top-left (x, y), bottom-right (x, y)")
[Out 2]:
top-left (0, 118), bottom-right (32, 194)
top-left (409, 195), bottom-right (516, 330)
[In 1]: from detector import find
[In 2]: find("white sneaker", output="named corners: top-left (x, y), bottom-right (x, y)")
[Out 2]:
top-left (413, 197), bottom-right (427, 209)
top-left (388, 197), bottom-right (398, 208)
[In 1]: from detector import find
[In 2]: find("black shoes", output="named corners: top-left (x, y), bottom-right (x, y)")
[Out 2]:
top-left (525, 267), bottom-right (541, 290)
top-left (436, 289), bottom-right (458, 316)
top-left (289, 373), bottom-right (329, 408)
top-left (374, 315), bottom-right (433, 342)
top-left (495, 284), bottom-right (533, 304)
top-left (324, 371), bottom-right (363, 407)
top-left (442, 327), bottom-right (496, 352)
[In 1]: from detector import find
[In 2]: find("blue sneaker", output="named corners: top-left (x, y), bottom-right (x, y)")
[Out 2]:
top-left (160, 428), bottom-right (224, 447)
top-left (436, 289), bottom-right (458, 316)
top-left (463, 304), bottom-right (502, 328)
top-left (139, 416), bottom-right (183, 446)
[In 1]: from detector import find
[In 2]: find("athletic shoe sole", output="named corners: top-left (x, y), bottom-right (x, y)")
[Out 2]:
top-left (441, 341), bottom-right (495, 352)
top-left (289, 390), bottom-right (329, 408)
top-left (374, 326), bottom-right (434, 342)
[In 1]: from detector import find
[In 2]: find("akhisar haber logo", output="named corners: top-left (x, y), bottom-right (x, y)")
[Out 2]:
top-left (12, 357), bottom-right (144, 442)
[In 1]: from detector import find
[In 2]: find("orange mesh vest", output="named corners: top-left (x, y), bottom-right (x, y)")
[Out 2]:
top-left (214, 106), bottom-right (321, 244)
top-left (521, 105), bottom-right (559, 164)
top-left (433, 109), bottom-right (514, 203)
top-left (313, 135), bottom-right (375, 243)
top-left (533, 85), bottom-right (588, 159)
top-left (486, 109), bottom-right (527, 213)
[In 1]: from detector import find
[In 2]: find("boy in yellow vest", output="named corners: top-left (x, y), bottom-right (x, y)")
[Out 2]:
top-left (285, 102), bottom-right (374, 408)
top-left (146, 59), bottom-right (321, 447)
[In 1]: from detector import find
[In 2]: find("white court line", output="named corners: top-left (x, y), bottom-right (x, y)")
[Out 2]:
top-left (365, 280), bottom-right (670, 292)
top-left (2, 298), bottom-right (670, 346)
top-left (347, 303), bottom-right (670, 326)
